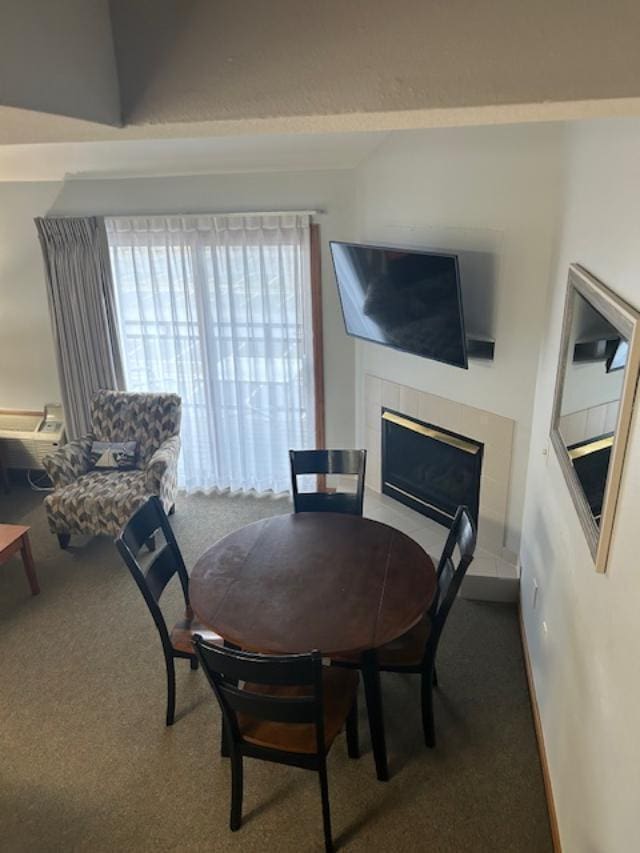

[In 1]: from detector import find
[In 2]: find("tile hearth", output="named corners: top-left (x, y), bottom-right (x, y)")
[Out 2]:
top-left (363, 488), bottom-right (518, 583)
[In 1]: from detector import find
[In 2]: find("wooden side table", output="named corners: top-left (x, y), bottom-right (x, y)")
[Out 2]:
top-left (0, 524), bottom-right (39, 595)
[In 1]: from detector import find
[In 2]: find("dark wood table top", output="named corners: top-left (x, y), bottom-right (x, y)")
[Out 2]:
top-left (190, 512), bottom-right (437, 657)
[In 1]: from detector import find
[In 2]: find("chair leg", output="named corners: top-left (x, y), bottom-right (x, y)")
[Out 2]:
top-left (229, 749), bottom-right (243, 832)
top-left (346, 697), bottom-right (359, 759)
top-left (421, 667), bottom-right (436, 748)
top-left (145, 534), bottom-right (156, 552)
top-left (190, 656), bottom-right (199, 671)
top-left (57, 533), bottom-right (70, 549)
top-left (318, 759), bottom-right (334, 853)
top-left (165, 654), bottom-right (176, 726)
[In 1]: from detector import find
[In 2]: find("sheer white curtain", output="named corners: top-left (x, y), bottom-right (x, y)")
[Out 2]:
top-left (106, 214), bottom-right (315, 494)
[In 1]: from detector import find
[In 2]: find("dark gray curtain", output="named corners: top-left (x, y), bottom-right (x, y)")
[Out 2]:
top-left (35, 216), bottom-right (124, 439)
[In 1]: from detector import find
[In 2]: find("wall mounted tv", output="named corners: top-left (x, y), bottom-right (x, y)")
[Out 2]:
top-left (330, 241), bottom-right (468, 369)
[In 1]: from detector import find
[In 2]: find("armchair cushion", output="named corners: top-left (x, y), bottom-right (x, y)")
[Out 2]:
top-left (42, 434), bottom-right (93, 488)
top-left (44, 469), bottom-right (149, 538)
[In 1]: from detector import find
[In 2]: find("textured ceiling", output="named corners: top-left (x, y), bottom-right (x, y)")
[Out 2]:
top-left (110, 0), bottom-right (640, 125)
top-left (2, 0), bottom-right (640, 147)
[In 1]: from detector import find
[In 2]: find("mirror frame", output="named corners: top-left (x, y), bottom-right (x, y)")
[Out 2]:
top-left (551, 264), bottom-right (640, 573)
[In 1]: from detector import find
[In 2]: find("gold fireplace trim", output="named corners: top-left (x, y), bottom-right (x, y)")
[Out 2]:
top-left (384, 482), bottom-right (456, 520)
top-left (567, 434), bottom-right (614, 461)
top-left (382, 410), bottom-right (480, 455)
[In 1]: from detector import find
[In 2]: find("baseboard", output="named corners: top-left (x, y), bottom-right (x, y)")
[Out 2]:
top-left (518, 606), bottom-right (562, 853)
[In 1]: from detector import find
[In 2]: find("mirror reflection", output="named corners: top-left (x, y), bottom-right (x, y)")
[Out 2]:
top-left (558, 290), bottom-right (628, 526)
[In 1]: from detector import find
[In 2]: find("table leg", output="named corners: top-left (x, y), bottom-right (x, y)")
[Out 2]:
top-left (362, 649), bottom-right (388, 782)
top-left (20, 533), bottom-right (39, 596)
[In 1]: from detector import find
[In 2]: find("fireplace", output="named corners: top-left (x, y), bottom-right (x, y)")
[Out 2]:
top-left (381, 408), bottom-right (483, 528)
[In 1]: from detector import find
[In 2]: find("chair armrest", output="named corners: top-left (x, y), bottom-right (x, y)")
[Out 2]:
top-left (42, 434), bottom-right (93, 488)
top-left (145, 435), bottom-right (181, 493)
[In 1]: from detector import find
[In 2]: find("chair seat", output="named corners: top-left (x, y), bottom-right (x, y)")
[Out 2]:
top-left (170, 613), bottom-right (222, 655)
top-left (44, 469), bottom-right (149, 538)
top-left (238, 667), bottom-right (359, 754)
top-left (334, 616), bottom-right (432, 669)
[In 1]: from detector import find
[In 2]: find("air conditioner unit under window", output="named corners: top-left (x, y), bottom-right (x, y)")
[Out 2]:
top-left (0, 404), bottom-right (66, 471)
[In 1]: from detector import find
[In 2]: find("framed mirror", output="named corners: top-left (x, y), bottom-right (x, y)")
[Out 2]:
top-left (551, 264), bottom-right (640, 572)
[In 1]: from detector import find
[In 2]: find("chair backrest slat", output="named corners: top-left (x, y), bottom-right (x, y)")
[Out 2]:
top-left (429, 506), bottom-right (476, 645)
top-left (120, 497), bottom-right (165, 556)
top-left (290, 449), bottom-right (366, 476)
top-left (289, 449), bottom-right (366, 516)
top-left (194, 638), bottom-right (325, 744)
top-left (293, 491), bottom-right (362, 515)
top-left (115, 496), bottom-right (191, 642)
top-left (219, 684), bottom-right (316, 724)
top-left (145, 544), bottom-right (180, 603)
top-left (196, 642), bottom-right (315, 685)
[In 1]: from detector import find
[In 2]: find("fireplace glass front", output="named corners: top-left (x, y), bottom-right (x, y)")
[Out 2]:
top-left (381, 408), bottom-right (483, 528)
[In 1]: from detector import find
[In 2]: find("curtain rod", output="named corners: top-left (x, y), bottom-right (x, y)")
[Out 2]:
top-left (103, 209), bottom-right (324, 219)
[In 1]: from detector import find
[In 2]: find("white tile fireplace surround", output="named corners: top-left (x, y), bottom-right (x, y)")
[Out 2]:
top-left (362, 374), bottom-right (517, 581)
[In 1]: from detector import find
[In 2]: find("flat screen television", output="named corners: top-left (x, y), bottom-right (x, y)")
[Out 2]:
top-left (330, 241), bottom-right (468, 369)
top-left (605, 337), bottom-right (628, 373)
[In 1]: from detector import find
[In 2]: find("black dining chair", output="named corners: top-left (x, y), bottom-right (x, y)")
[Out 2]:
top-left (333, 505), bottom-right (476, 748)
top-left (193, 638), bottom-right (360, 853)
top-left (115, 495), bottom-right (221, 726)
top-left (289, 449), bottom-right (367, 515)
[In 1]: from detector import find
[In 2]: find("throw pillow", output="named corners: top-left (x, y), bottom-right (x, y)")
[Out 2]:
top-left (90, 441), bottom-right (137, 471)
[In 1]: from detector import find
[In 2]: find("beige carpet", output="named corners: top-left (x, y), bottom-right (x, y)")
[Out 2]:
top-left (0, 485), bottom-right (552, 852)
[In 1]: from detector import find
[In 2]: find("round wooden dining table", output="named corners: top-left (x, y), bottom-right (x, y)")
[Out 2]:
top-left (190, 511), bottom-right (437, 781)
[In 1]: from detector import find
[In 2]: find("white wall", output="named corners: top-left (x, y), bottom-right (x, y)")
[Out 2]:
top-left (0, 182), bottom-right (62, 409)
top-left (0, 169), bottom-right (356, 446)
top-left (521, 118), bottom-right (640, 852)
top-left (353, 124), bottom-right (563, 555)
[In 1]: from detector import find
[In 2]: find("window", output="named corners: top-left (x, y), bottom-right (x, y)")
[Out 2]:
top-left (107, 214), bottom-right (316, 494)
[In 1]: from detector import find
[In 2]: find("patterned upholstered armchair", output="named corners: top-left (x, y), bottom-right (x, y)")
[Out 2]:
top-left (43, 390), bottom-right (181, 548)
